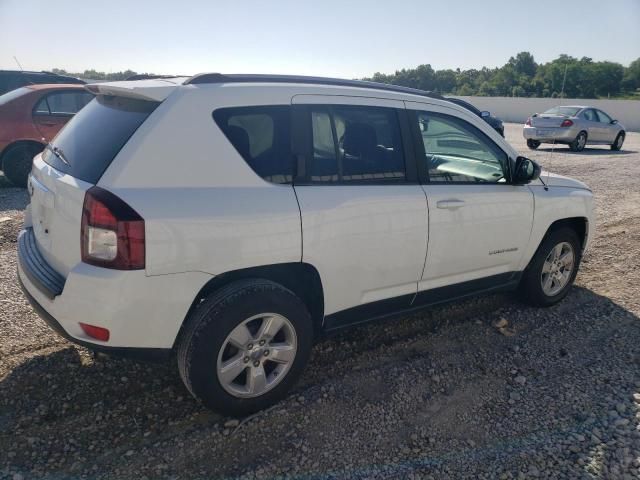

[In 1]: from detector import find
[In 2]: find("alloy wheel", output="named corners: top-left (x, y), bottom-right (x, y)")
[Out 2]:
top-left (540, 242), bottom-right (575, 296)
top-left (216, 313), bottom-right (297, 398)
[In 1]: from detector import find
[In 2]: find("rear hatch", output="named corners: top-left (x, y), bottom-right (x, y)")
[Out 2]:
top-left (28, 94), bottom-right (159, 277)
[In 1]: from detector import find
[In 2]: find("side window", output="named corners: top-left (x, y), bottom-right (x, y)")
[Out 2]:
top-left (582, 109), bottom-right (597, 122)
top-left (45, 92), bottom-right (93, 115)
top-left (213, 106), bottom-right (293, 184)
top-left (596, 110), bottom-right (612, 123)
top-left (415, 111), bottom-right (507, 183)
top-left (309, 105), bottom-right (405, 182)
top-left (34, 97), bottom-right (51, 114)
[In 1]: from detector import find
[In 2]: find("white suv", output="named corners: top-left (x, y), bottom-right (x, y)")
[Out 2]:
top-left (18, 74), bottom-right (594, 415)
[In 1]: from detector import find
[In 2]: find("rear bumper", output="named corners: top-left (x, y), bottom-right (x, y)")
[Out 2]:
top-left (18, 228), bottom-right (65, 299)
top-left (17, 273), bottom-right (171, 361)
top-left (17, 228), bottom-right (213, 352)
top-left (523, 125), bottom-right (578, 142)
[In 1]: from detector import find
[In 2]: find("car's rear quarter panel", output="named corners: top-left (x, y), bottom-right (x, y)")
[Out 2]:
top-left (98, 86), bottom-right (303, 277)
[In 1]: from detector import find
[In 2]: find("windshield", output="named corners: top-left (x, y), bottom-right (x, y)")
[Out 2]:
top-left (543, 106), bottom-right (581, 117)
top-left (42, 95), bottom-right (159, 183)
top-left (0, 87), bottom-right (31, 106)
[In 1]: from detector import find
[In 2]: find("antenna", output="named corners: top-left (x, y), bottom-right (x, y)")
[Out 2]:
top-left (545, 64), bottom-right (568, 190)
top-left (13, 56), bottom-right (24, 71)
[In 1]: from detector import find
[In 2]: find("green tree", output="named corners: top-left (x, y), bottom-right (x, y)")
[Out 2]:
top-left (622, 57), bottom-right (640, 92)
top-left (508, 52), bottom-right (537, 77)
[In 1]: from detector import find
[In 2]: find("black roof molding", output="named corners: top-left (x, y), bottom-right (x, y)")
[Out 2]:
top-left (184, 73), bottom-right (444, 100)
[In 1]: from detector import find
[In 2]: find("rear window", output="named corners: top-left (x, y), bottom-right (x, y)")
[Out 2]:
top-left (43, 95), bottom-right (158, 184)
top-left (543, 106), bottom-right (581, 116)
top-left (213, 106), bottom-right (293, 184)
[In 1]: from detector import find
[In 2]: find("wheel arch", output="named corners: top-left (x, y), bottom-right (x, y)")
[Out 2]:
top-left (522, 216), bottom-right (588, 275)
top-left (541, 217), bottom-right (589, 253)
top-left (174, 262), bottom-right (325, 349)
top-left (0, 139), bottom-right (45, 170)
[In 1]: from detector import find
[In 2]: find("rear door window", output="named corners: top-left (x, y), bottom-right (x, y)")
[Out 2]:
top-left (213, 106), bottom-right (293, 184)
top-left (308, 105), bottom-right (406, 183)
top-left (42, 95), bottom-right (158, 184)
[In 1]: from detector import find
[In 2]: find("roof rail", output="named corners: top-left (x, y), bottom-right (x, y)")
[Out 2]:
top-left (184, 73), bottom-right (443, 100)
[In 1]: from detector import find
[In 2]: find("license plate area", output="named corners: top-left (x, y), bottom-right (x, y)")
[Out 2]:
top-left (536, 129), bottom-right (553, 137)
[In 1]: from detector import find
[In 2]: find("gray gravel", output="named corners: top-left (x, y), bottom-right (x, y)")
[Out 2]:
top-left (1, 125), bottom-right (640, 479)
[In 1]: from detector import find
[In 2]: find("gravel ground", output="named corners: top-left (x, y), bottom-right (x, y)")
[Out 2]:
top-left (1, 124), bottom-right (639, 479)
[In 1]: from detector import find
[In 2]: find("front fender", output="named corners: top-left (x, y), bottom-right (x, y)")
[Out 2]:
top-left (519, 185), bottom-right (594, 270)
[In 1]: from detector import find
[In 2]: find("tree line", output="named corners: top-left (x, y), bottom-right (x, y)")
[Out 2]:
top-left (366, 52), bottom-right (640, 99)
top-left (52, 52), bottom-right (640, 99)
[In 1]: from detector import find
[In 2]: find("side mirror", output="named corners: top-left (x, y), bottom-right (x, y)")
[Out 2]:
top-left (513, 156), bottom-right (541, 184)
top-left (480, 111), bottom-right (491, 118)
top-left (610, 119), bottom-right (618, 124)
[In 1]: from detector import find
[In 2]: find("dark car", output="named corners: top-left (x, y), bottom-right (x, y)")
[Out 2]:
top-left (0, 70), bottom-right (85, 96)
top-left (445, 97), bottom-right (504, 137)
top-left (0, 84), bottom-right (93, 186)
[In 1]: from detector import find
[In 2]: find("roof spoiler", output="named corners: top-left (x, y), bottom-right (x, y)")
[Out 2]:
top-left (84, 77), bottom-right (187, 102)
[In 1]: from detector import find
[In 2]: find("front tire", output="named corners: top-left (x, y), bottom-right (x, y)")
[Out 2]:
top-left (177, 279), bottom-right (313, 416)
top-left (2, 143), bottom-right (42, 187)
top-left (519, 227), bottom-right (581, 307)
top-left (527, 139), bottom-right (540, 150)
top-left (611, 132), bottom-right (625, 151)
top-left (569, 131), bottom-right (587, 152)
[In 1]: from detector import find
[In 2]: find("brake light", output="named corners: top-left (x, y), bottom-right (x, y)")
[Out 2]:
top-left (79, 322), bottom-right (110, 341)
top-left (525, 117), bottom-right (532, 126)
top-left (561, 119), bottom-right (574, 127)
top-left (81, 186), bottom-right (145, 270)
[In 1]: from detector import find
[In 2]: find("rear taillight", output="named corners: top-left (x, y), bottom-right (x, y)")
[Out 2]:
top-left (81, 186), bottom-right (145, 270)
top-left (561, 119), bottom-right (574, 127)
top-left (525, 117), bottom-right (532, 126)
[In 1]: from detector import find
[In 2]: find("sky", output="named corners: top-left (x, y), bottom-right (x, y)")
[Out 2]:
top-left (1, 0), bottom-right (639, 78)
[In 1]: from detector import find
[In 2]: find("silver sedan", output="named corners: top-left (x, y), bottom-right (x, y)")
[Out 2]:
top-left (523, 105), bottom-right (626, 152)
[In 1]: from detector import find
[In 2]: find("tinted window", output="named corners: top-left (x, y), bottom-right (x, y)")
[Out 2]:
top-left (582, 109), bottom-right (597, 121)
top-left (42, 96), bottom-right (158, 183)
top-left (596, 110), bottom-right (612, 123)
top-left (309, 105), bottom-right (405, 182)
top-left (310, 110), bottom-right (339, 181)
top-left (213, 106), bottom-right (293, 184)
top-left (0, 73), bottom-right (26, 95)
top-left (415, 111), bottom-right (507, 183)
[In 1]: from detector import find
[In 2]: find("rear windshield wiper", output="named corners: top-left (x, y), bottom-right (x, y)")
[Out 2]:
top-left (45, 143), bottom-right (71, 167)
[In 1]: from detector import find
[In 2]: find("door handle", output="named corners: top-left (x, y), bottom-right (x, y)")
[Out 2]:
top-left (436, 199), bottom-right (465, 210)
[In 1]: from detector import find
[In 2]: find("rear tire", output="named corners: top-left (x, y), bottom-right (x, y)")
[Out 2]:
top-left (519, 227), bottom-right (581, 307)
top-left (526, 139), bottom-right (540, 150)
top-left (177, 279), bottom-right (313, 416)
top-left (611, 132), bottom-right (625, 151)
top-left (1, 143), bottom-right (42, 187)
top-left (569, 131), bottom-right (587, 152)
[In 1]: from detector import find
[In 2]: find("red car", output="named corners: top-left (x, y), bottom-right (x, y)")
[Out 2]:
top-left (0, 84), bottom-right (93, 186)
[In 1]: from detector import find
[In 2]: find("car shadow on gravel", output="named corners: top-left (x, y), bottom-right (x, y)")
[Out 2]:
top-left (1, 286), bottom-right (639, 479)
top-left (0, 186), bottom-right (28, 213)
top-left (535, 147), bottom-right (637, 155)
